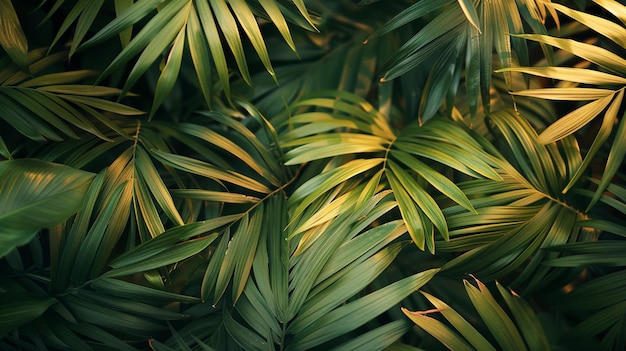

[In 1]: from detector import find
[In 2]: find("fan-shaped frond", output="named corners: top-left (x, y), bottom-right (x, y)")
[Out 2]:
top-left (438, 109), bottom-right (589, 292)
top-left (279, 91), bottom-right (499, 252)
top-left (40, 0), bottom-right (317, 113)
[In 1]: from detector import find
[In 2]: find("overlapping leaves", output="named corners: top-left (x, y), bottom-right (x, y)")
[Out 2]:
top-left (366, 0), bottom-right (554, 120)
top-left (0, 48), bottom-right (140, 148)
top-left (403, 276), bottom-right (550, 351)
top-left (279, 91), bottom-right (499, 253)
top-left (41, 0), bottom-right (317, 114)
top-left (499, 0), bottom-right (626, 210)
top-left (439, 109), bottom-right (588, 292)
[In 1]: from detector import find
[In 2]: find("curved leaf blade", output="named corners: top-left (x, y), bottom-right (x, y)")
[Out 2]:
top-left (0, 159), bottom-right (94, 258)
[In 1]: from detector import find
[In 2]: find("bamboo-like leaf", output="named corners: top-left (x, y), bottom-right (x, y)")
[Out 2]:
top-left (287, 191), bottom-right (392, 319)
top-left (0, 135), bottom-right (10, 159)
top-left (496, 283), bottom-right (551, 351)
top-left (288, 158), bottom-right (383, 220)
top-left (171, 189), bottom-right (259, 204)
top-left (418, 40), bottom-right (461, 121)
top-left (388, 160), bottom-right (448, 241)
top-left (76, 289), bottom-right (187, 320)
top-left (464, 278), bottom-right (527, 351)
top-left (496, 66), bottom-right (626, 85)
top-left (177, 122), bottom-right (275, 184)
top-left (70, 181), bottom-right (128, 283)
top-left (515, 34), bottom-right (626, 76)
top-left (17, 70), bottom-right (95, 87)
top-left (187, 7), bottom-right (213, 105)
top-left (401, 308), bottom-right (474, 351)
top-left (284, 134), bottom-right (388, 165)
top-left (387, 170), bottom-right (427, 251)
top-left (367, 0), bottom-right (455, 41)
top-left (210, 0), bottom-right (251, 84)
top-left (587, 105), bottom-right (626, 210)
top-left (201, 228), bottom-right (231, 303)
top-left (228, 0), bottom-right (275, 81)
top-left (111, 216), bottom-right (238, 269)
top-left (382, 14), bottom-right (465, 82)
top-left (511, 88), bottom-right (615, 101)
top-left (392, 149), bottom-right (475, 213)
top-left (419, 291), bottom-right (496, 351)
top-left (94, 0), bottom-right (187, 84)
top-left (564, 89), bottom-right (623, 193)
top-left (150, 25), bottom-right (186, 119)
top-left (104, 235), bottom-right (216, 278)
top-left (136, 147), bottom-right (184, 226)
top-left (64, 294), bottom-right (164, 336)
top-left (550, 2), bottom-right (626, 49)
top-left (317, 218), bottom-right (405, 284)
top-left (91, 278), bottom-right (200, 304)
top-left (48, 0), bottom-right (104, 55)
top-left (151, 149), bottom-right (272, 194)
top-left (195, 0), bottom-right (231, 97)
top-left (70, 0), bottom-right (106, 57)
top-left (537, 93), bottom-right (614, 144)
top-left (457, 0), bottom-right (481, 32)
top-left (0, 159), bottom-right (94, 258)
top-left (543, 241), bottom-right (626, 266)
top-left (223, 308), bottom-right (267, 351)
top-left (59, 95), bottom-right (144, 115)
top-left (0, 0), bottom-right (29, 72)
top-left (214, 206), bottom-right (264, 304)
top-left (80, 0), bottom-right (163, 49)
top-left (258, 0), bottom-right (296, 51)
top-left (123, 3), bottom-right (190, 97)
top-left (114, 0), bottom-right (134, 48)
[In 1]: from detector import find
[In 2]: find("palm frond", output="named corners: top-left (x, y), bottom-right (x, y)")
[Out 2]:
top-left (438, 110), bottom-right (588, 292)
top-left (368, 0), bottom-right (551, 118)
top-left (499, 0), bottom-right (626, 209)
top-left (403, 277), bottom-right (550, 351)
top-left (41, 0), bottom-right (317, 112)
top-left (280, 91), bottom-right (499, 252)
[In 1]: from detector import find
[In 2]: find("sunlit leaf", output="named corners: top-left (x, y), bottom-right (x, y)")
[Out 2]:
top-left (497, 66), bottom-right (626, 85)
top-left (464, 278), bottom-right (527, 351)
top-left (515, 34), bottom-right (626, 76)
top-left (402, 308), bottom-right (475, 351)
top-left (549, 2), bottom-right (626, 49)
top-left (0, 159), bottom-right (94, 258)
top-left (0, 0), bottom-right (28, 72)
top-left (537, 93), bottom-right (614, 144)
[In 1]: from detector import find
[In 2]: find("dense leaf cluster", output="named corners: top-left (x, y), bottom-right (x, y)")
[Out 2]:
top-left (1, 0), bottom-right (625, 350)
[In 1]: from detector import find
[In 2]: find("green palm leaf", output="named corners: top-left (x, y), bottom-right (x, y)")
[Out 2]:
top-left (0, 0), bottom-right (28, 72)
top-left (63, 0), bottom-right (316, 110)
top-left (404, 277), bottom-right (550, 351)
top-left (0, 159), bottom-right (94, 258)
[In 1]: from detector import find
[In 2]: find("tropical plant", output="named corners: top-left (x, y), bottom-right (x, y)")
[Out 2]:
top-left (1, 0), bottom-right (625, 350)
